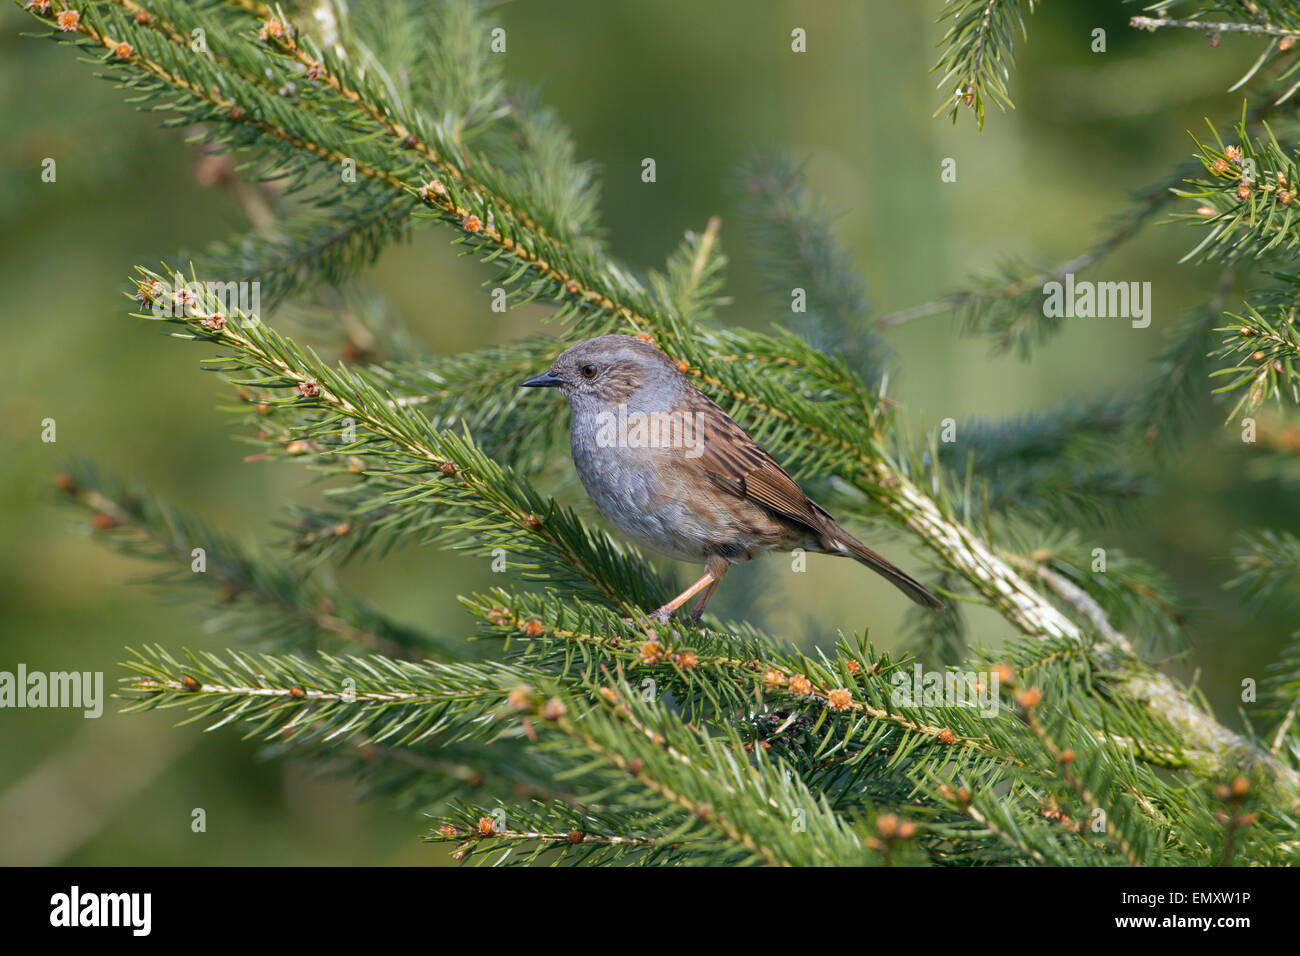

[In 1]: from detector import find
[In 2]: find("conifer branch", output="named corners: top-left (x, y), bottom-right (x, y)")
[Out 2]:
top-left (462, 589), bottom-right (1002, 758)
top-left (1015, 692), bottom-right (1143, 866)
top-left (1131, 16), bottom-right (1300, 39)
top-left (53, 459), bottom-right (441, 658)
top-left (131, 271), bottom-right (668, 614)
top-left (221, 0), bottom-right (569, 248)
top-left (120, 645), bottom-right (527, 747)
top-left (1213, 301), bottom-right (1300, 417)
top-left (933, 0), bottom-right (1037, 130)
top-left (429, 807), bottom-right (683, 865)
top-left (875, 176), bottom-right (1173, 350)
top-left (503, 680), bottom-right (881, 866)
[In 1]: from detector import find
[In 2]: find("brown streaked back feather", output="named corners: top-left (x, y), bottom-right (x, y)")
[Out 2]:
top-left (690, 390), bottom-right (833, 532)
top-left (688, 387), bottom-right (943, 610)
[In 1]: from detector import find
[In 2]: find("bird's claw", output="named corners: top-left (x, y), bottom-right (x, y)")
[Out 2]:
top-left (648, 606), bottom-right (674, 625)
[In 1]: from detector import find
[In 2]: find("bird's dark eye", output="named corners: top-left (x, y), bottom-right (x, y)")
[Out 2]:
top-left (580, 364), bottom-right (599, 379)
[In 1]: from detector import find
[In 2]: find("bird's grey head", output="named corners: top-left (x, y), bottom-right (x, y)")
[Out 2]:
top-left (520, 335), bottom-right (684, 410)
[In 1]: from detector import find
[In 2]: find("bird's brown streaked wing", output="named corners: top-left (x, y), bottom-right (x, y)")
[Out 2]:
top-left (691, 391), bottom-right (833, 531)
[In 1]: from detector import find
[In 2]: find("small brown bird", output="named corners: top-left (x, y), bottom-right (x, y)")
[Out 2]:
top-left (522, 335), bottom-right (943, 622)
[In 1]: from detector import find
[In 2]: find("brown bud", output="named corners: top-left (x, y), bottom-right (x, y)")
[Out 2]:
top-left (507, 685), bottom-right (533, 711)
top-left (673, 651), bottom-right (698, 670)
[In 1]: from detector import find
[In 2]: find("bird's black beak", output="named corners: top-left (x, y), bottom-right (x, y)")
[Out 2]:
top-left (520, 370), bottom-right (564, 388)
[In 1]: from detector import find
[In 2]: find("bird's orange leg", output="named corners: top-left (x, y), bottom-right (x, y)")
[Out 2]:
top-left (650, 556), bottom-right (730, 625)
top-left (649, 571), bottom-right (716, 623)
top-left (688, 579), bottom-right (719, 622)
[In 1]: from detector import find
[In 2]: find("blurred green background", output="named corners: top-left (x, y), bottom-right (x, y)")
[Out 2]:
top-left (1, 1), bottom-right (1294, 864)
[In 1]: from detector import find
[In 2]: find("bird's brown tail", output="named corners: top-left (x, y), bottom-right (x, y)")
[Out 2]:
top-left (826, 528), bottom-right (944, 610)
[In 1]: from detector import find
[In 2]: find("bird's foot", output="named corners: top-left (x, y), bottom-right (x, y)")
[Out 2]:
top-left (647, 605), bottom-right (675, 625)
top-left (623, 610), bottom-right (676, 634)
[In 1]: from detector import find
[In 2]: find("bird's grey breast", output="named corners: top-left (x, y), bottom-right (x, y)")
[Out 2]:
top-left (567, 395), bottom-right (706, 561)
